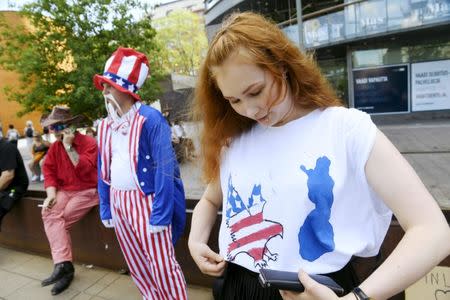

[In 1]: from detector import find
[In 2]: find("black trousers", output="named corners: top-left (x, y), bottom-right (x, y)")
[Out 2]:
top-left (0, 191), bottom-right (19, 211)
top-left (0, 190), bottom-right (23, 229)
top-left (213, 261), bottom-right (359, 300)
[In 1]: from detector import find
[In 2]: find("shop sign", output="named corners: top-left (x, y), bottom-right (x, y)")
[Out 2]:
top-left (411, 59), bottom-right (450, 111)
top-left (356, 0), bottom-right (387, 33)
top-left (353, 65), bottom-right (409, 114)
top-left (413, 0), bottom-right (450, 22)
top-left (391, 0), bottom-right (450, 29)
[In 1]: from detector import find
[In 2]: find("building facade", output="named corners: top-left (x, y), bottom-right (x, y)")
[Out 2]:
top-left (150, 0), bottom-right (204, 19)
top-left (0, 11), bottom-right (43, 136)
top-left (204, 0), bottom-right (450, 116)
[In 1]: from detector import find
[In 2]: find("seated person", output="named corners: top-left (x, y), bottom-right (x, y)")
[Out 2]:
top-left (6, 124), bottom-right (20, 147)
top-left (29, 133), bottom-right (49, 182)
top-left (40, 106), bottom-right (98, 296)
top-left (85, 127), bottom-right (96, 138)
top-left (0, 138), bottom-right (29, 230)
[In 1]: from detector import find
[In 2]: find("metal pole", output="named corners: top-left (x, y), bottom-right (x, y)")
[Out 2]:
top-left (295, 0), bottom-right (304, 50)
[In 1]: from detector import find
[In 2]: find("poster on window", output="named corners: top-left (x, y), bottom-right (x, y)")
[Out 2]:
top-left (411, 59), bottom-right (450, 111)
top-left (353, 65), bottom-right (409, 114)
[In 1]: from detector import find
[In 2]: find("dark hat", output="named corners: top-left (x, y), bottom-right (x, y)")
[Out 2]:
top-left (40, 106), bottom-right (84, 127)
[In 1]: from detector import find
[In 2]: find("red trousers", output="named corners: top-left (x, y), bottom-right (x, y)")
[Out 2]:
top-left (42, 188), bottom-right (98, 263)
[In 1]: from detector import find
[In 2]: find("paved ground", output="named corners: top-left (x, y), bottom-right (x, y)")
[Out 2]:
top-left (378, 121), bottom-right (450, 209)
top-left (0, 246), bottom-right (213, 300)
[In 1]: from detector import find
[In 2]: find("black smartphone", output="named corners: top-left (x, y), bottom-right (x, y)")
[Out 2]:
top-left (258, 268), bottom-right (344, 296)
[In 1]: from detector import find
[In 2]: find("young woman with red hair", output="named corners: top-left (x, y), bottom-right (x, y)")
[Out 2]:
top-left (188, 12), bottom-right (450, 300)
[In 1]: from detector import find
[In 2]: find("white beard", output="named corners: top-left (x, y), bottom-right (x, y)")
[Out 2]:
top-left (104, 94), bottom-right (129, 135)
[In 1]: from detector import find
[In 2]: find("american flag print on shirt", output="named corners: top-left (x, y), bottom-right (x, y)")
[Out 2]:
top-left (225, 175), bottom-right (283, 269)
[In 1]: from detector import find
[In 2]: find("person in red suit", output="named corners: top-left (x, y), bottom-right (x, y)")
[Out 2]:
top-left (40, 106), bottom-right (98, 296)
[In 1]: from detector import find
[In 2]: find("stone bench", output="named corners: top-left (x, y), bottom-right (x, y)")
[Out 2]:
top-left (0, 189), bottom-right (218, 288)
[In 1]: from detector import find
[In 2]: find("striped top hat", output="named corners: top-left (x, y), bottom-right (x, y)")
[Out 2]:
top-left (93, 47), bottom-right (149, 101)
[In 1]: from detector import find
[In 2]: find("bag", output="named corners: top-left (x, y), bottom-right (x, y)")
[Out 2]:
top-left (26, 127), bottom-right (33, 138)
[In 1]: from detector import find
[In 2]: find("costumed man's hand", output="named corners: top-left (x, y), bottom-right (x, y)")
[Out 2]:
top-left (42, 195), bottom-right (56, 210)
top-left (102, 219), bottom-right (114, 228)
top-left (280, 271), bottom-right (341, 300)
top-left (189, 242), bottom-right (226, 277)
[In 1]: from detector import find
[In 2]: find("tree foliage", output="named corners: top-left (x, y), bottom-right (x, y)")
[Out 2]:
top-left (153, 9), bottom-right (207, 76)
top-left (0, 0), bottom-right (163, 121)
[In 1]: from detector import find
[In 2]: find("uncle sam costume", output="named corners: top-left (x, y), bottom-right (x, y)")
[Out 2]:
top-left (94, 47), bottom-right (187, 299)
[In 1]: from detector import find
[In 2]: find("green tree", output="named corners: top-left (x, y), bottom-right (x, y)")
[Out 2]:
top-left (153, 9), bottom-right (207, 76)
top-left (0, 0), bottom-right (163, 121)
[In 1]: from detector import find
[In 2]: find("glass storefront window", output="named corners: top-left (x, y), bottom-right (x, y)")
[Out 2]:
top-left (352, 46), bottom-right (409, 68)
top-left (387, 0), bottom-right (413, 30)
top-left (318, 58), bottom-right (348, 105)
top-left (304, 0), bottom-right (450, 49)
top-left (356, 0), bottom-right (387, 35)
top-left (304, 15), bottom-right (329, 47)
top-left (353, 49), bottom-right (387, 68)
top-left (329, 10), bottom-right (345, 42)
top-left (388, 0), bottom-right (450, 30)
top-left (409, 39), bottom-right (450, 62)
top-left (282, 24), bottom-right (300, 45)
top-left (344, 2), bottom-right (357, 37)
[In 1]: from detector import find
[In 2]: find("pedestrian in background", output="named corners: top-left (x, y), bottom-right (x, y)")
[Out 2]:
top-left (28, 133), bottom-right (49, 182)
top-left (171, 120), bottom-right (184, 163)
top-left (94, 47), bottom-right (187, 299)
top-left (6, 124), bottom-right (19, 147)
top-left (85, 127), bottom-right (96, 138)
top-left (188, 12), bottom-right (450, 300)
top-left (40, 106), bottom-right (98, 296)
top-left (24, 120), bottom-right (35, 149)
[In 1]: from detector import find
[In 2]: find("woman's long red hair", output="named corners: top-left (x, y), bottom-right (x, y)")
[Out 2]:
top-left (193, 12), bottom-right (343, 182)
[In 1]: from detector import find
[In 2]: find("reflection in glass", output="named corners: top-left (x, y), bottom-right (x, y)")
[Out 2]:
top-left (303, 0), bottom-right (450, 48)
top-left (304, 15), bottom-right (329, 47)
top-left (356, 0), bottom-right (387, 34)
top-left (344, 3), bottom-right (357, 37)
top-left (409, 39), bottom-right (450, 62)
top-left (318, 58), bottom-right (348, 105)
top-left (353, 49), bottom-right (387, 68)
top-left (329, 10), bottom-right (345, 42)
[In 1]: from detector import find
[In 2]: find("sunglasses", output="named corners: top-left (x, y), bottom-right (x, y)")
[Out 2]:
top-left (49, 124), bottom-right (68, 132)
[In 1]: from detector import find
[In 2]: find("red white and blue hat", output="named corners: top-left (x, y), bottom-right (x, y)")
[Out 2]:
top-left (93, 47), bottom-right (149, 101)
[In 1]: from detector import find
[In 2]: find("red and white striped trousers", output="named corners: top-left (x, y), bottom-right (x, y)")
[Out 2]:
top-left (110, 187), bottom-right (187, 300)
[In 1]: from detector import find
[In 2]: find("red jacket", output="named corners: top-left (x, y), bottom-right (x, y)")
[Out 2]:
top-left (43, 132), bottom-right (98, 191)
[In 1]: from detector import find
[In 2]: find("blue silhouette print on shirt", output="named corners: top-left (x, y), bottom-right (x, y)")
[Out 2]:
top-left (298, 156), bottom-right (335, 261)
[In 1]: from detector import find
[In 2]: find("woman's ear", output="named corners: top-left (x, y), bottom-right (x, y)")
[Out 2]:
top-left (277, 64), bottom-right (288, 80)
